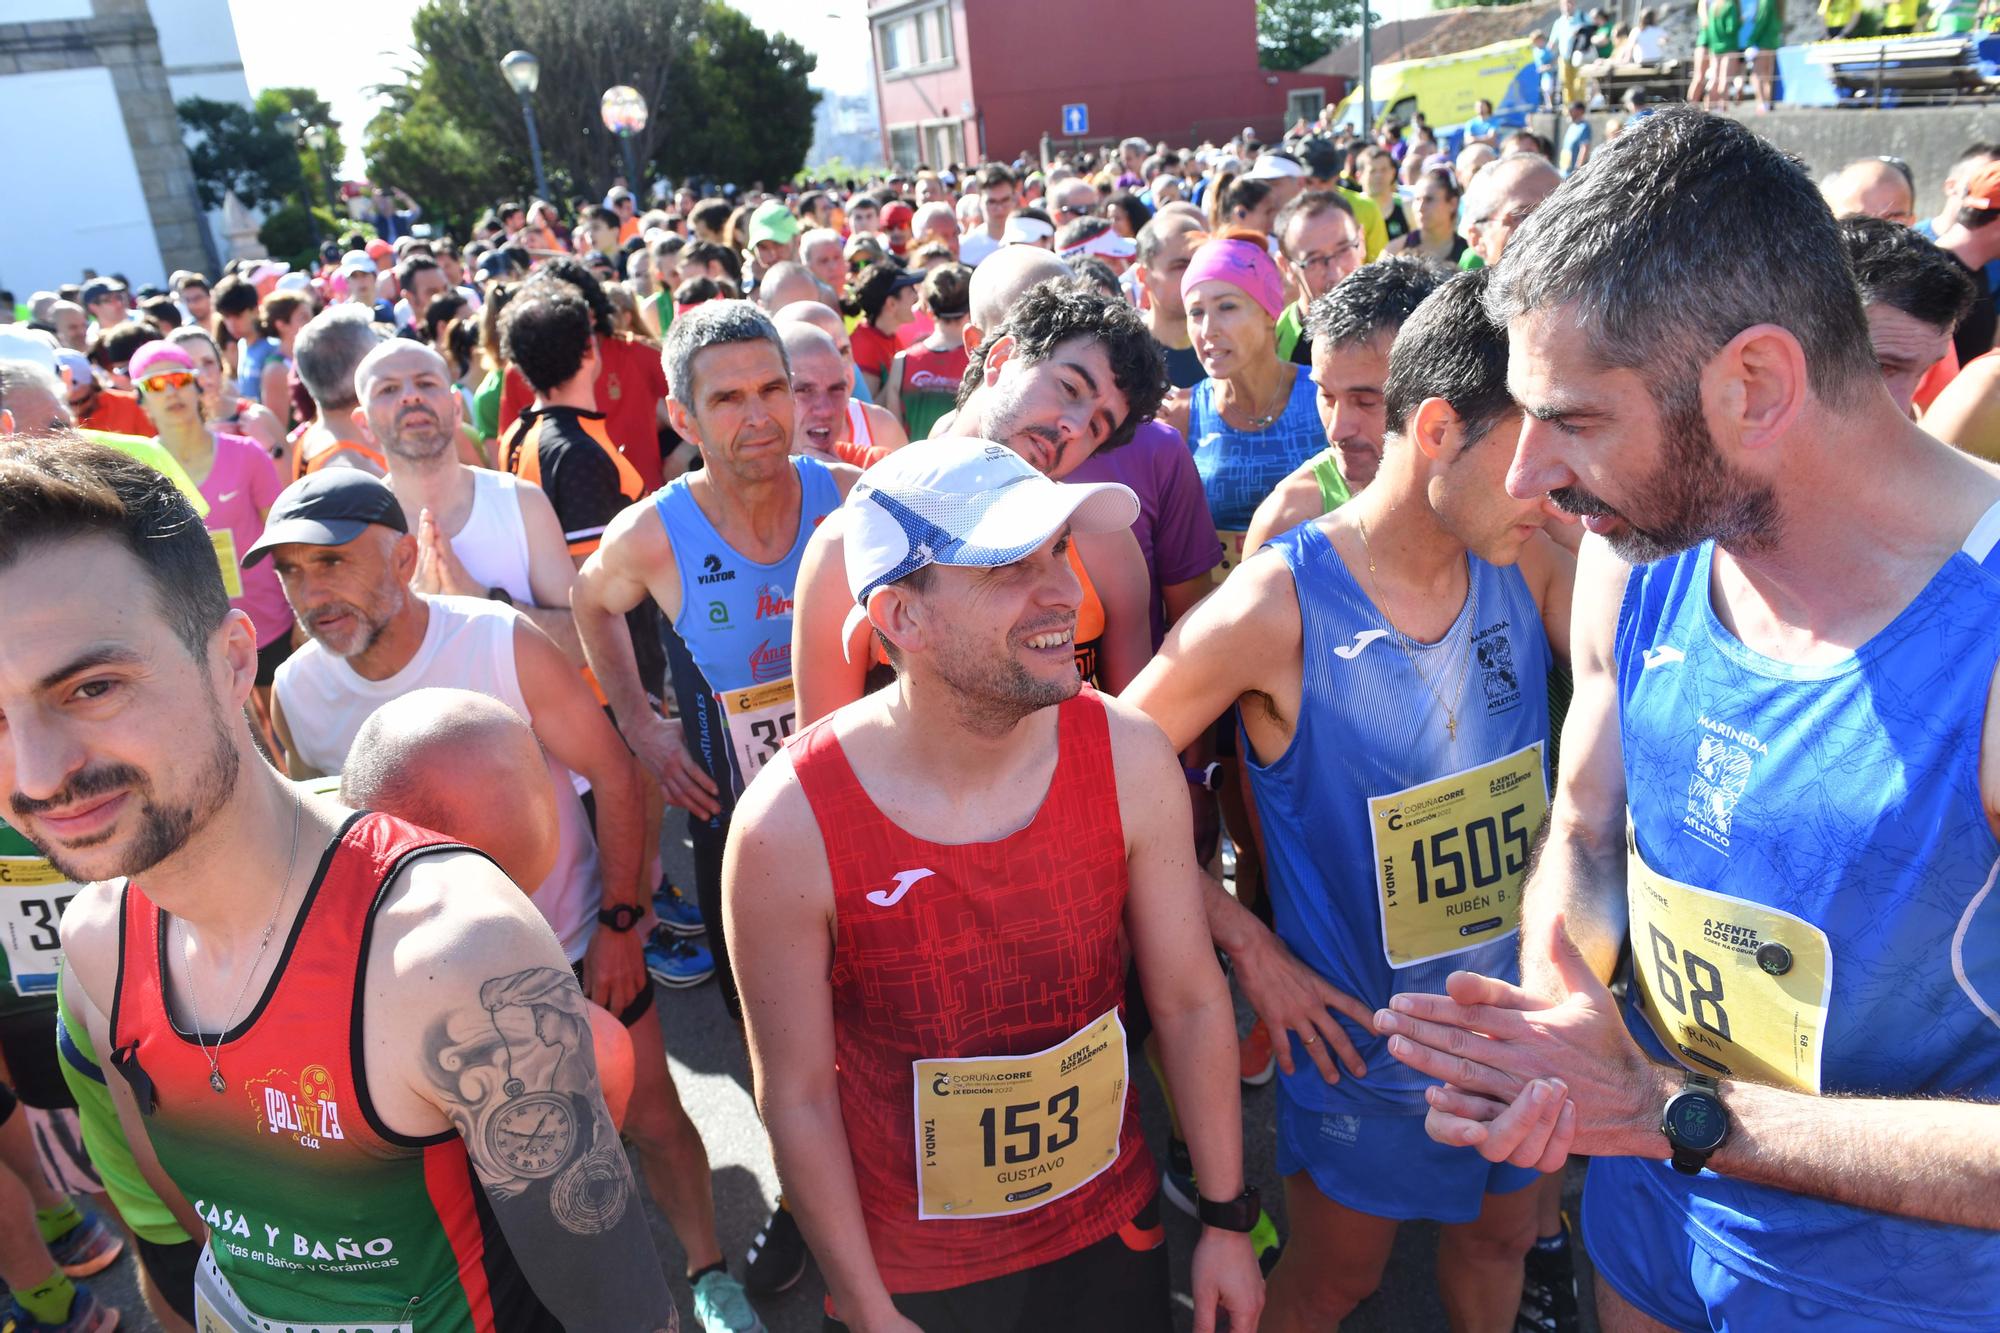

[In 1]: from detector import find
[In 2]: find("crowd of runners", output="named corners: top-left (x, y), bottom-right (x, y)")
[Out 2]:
top-left (0, 101), bottom-right (1997, 1333)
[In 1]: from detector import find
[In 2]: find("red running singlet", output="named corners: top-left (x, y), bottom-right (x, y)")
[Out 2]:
top-left (110, 812), bottom-right (559, 1331)
top-left (790, 686), bottom-right (1155, 1294)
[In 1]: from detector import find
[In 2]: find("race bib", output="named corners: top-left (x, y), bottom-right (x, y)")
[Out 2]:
top-left (209, 529), bottom-right (243, 599)
top-left (0, 854), bottom-right (72, 998)
top-left (1627, 840), bottom-right (1831, 1093)
top-left (719, 678), bottom-right (795, 788)
top-left (1214, 529), bottom-right (1250, 583)
top-left (912, 1010), bottom-right (1127, 1220)
top-left (1368, 743), bottom-right (1548, 968)
top-left (194, 1245), bottom-right (414, 1333)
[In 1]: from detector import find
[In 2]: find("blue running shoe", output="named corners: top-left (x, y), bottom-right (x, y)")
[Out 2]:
top-left (654, 881), bottom-right (705, 937)
top-left (645, 930), bottom-right (715, 988)
top-left (692, 1269), bottom-right (766, 1332)
top-left (46, 1212), bottom-right (120, 1279)
top-left (1, 1283), bottom-right (119, 1332)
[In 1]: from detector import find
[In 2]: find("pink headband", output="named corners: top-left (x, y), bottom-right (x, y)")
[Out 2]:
top-left (128, 340), bottom-right (194, 382)
top-left (1180, 237), bottom-right (1284, 322)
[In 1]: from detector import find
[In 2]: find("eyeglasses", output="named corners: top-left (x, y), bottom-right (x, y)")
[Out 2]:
top-left (1296, 240), bottom-right (1359, 272)
top-left (138, 371), bottom-right (196, 392)
top-left (1057, 203), bottom-right (1095, 217)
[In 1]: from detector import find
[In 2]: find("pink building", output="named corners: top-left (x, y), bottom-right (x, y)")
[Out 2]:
top-left (869, 0), bottom-right (1345, 167)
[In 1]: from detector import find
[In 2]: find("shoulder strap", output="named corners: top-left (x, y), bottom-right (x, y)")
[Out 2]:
top-left (1960, 497), bottom-right (2000, 565)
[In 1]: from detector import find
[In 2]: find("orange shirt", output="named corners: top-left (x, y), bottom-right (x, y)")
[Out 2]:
top-left (76, 388), bottom-right (155, 438)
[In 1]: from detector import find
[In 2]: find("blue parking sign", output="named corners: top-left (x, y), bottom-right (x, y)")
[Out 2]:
top-left (1061, 103), bottom-right (1089, 136)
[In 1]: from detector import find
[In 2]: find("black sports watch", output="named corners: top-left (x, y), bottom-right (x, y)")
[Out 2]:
top-left (486, 585), bottom-right (515, 605)
top-left (1661, 1071), bottom-right (1728, 1175)
top-left (597, 903), bottom-right (644, 934)
top-left (1196, 1186), bottom-right (1261, 1233)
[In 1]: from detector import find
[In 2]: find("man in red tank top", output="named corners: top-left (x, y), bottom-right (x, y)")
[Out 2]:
top-left (0, 439), bottom-right (675, 1331)
top-left (726, 440), bottom-right (1265, 1332)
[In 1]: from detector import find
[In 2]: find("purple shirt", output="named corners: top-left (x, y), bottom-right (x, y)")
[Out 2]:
top-left (1067, 421), bottom-right (1222, 646)
top-left (198, 432), bottom-right (292, 647)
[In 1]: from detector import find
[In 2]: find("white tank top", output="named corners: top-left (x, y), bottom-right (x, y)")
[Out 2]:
top-left (846, 398), bottom-right (875, 451)
top-left (450, 468), bottom-right (536, 604)
top-left (274, 595), bottom-right (600, 961)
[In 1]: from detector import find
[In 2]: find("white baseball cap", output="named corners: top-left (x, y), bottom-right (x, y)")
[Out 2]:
top-left (840, 438), bottom-right (1138, 654)
top-left (1244, 153), bottom-right (1306, 181)
top-left (1060, 229), bottom-right (1138, 263)
top-left (1001, 214), bottom-right (1056, 246)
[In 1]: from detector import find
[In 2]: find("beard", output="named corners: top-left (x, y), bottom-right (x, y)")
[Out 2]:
top-left (927, 620), bottom-right (1080, 735)
top-left (301, 587), bottom-right (398, 658)
top-left (384, 406), bottom-right (453, 462)
top-left (11, 694), bottom-right (240, 883)
top-left (976, 382), bottom-right (1071, 478)
top-left (1551, 386), bottom-right (1779, 564)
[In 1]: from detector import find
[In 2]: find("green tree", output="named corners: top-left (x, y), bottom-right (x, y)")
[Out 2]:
top-left (364, 81), bottom-right (510, 239)
top-left (658, 3), bottom-right (820, 187)
top-left (373, 0), bottom-right (819, 209)
top-left (1258, 0), bottom-right (1366, 70)
top-left (178, 86), bottom-right (343, 212)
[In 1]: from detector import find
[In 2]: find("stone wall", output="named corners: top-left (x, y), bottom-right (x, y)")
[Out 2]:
top-left (0, 0), bottom-right (214, 280)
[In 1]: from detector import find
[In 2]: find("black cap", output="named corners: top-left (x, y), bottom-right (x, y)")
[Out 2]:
top-left (1297, 137), bottom-right (1343, 180)
top-left (241, 470), bottom-right (408, 567)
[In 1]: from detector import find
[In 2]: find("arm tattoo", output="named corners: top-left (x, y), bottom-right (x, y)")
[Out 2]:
top-left (427, 966), bottom-right (676, 1331)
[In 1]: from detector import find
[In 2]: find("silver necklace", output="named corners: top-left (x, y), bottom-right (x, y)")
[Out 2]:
top-left (1355, 514), bottom-right (1477, 742)
top-left (1236, 370), bottom-right (1292, 430)
top-left (178, 790), bottom-right (302, 1093)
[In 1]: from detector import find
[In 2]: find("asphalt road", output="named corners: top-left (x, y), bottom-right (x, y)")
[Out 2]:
top-left (83, 823), bottom-right (1603, 1332)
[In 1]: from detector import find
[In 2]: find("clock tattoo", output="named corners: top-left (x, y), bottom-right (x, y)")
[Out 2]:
top-left (484, 1091), bottom-right (579, 1178)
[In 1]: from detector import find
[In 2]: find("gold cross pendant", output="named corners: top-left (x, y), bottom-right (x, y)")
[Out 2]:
top-left (1446, 715), bottom-right (1459, 742)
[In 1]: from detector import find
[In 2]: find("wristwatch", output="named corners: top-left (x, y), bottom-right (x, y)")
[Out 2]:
top-left (1183, 761), bottom-right (1223, 792)
top-left (486, 586), bottom-right (515, 605)
top-left (1196, 1186), bottom-right (1261, 1233)
top-left (1661, 1071), bottom-right (1728, 1175)
top-left (596, 904), bottom-right (643, 934)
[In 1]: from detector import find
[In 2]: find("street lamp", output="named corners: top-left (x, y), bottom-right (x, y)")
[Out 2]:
top-left (501, 50), bottom-right (550, 203)
top-left (600, 85), bottom-right (649, 197)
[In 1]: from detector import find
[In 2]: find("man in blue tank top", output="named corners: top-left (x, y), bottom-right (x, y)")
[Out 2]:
top-left (1376, 108), bottom-right (2000, 1333)
top-left (1126, 269), bottom-right (1575, 1332)
top-left (572, 301), bottom-right (859, 1302)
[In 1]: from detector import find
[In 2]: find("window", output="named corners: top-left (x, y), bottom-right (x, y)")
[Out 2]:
top-left (1286, 88), bottom-right (1327, 125)
top-left (889, 126), bottom-right (922, 171)
top-left (926, 122), bottom-right (963, 167)
top-left (877, 1), bottom-right (954, 76)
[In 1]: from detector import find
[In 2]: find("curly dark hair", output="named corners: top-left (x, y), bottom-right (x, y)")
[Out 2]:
top-left (956, 278), bottom-right (1168, 453)
top-left (521, 255), bottom-right (615, 337)
top-left (499, 286), bottom-right (593, 395)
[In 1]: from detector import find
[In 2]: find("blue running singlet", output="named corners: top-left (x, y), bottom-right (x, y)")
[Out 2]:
top-left (655, 455), bottom-right (841, 815)
top-left (1187, 369), bottom-right (1323, 574)
top-left (1592, 519), bottom-right (2000, 1329)
top-left (1248, 519), bottom-right (1553, 1115)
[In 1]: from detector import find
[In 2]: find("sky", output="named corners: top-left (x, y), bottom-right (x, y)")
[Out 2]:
top-left (226, 0), bottom-right (876, 177)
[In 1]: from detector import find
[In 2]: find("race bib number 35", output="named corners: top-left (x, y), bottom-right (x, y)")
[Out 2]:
top-left (1627, 844), bottom-right (1831, 1093)
top-left (1369, 743), bottom-right (1547, 968)
top-left (912, 1010), bottom-right (1127, 1220)
top-left (0, 857), bottom-right (72, 998)
top-left (719, 678), bottom-right (796, 787)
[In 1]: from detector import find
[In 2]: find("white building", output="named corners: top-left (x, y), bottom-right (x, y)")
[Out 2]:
top-left (0, 0), bottom-right (251, 296)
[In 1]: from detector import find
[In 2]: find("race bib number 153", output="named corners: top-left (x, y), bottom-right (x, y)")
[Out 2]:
top-left (911, 1010), bottom-right (1127, 1220)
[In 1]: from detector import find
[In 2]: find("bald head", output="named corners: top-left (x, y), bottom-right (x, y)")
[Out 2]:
top-left (1464, 154), bottom-right (1561, 266)
top-left (340, 689), bottom-right (559, 890)
top-left (353, 338), bottom-right (460, 462)
top-left (1824, 158), bottom-right (1916, 226)
top-left (968, 245), bottom-right (1073, 340)
top-left (778, 320), bottom-right (841, 370)
top-left (759, 261), bottom-right (829, 313)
